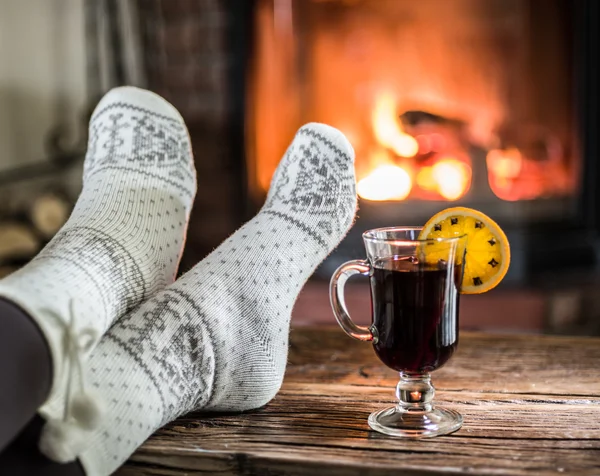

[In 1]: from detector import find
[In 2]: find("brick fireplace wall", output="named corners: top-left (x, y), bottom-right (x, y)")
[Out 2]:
top-left (136, 0), bottom-right (244, 269)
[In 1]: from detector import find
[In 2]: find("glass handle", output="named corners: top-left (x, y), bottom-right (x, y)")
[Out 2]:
top-left (329, 259), bottom-right (375, 342)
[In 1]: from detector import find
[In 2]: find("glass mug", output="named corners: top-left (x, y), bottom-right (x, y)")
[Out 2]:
top-left (330, 227), bottom-right (466, 438)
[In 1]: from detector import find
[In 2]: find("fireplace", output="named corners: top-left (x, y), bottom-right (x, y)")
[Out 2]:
top-left (101, 0), bottom-right (597, 284)
top-left (242, 0), bottom-right (599, 281)
top-left (248, 0), bottom-right (577, 206)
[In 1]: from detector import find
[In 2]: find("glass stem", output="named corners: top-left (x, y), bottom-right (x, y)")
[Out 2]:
top-left (396, 372), bottom-right (435, 412)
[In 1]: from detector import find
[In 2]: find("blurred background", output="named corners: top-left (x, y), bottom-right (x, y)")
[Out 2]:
top-left (0, 0), bottom-right (598, 335)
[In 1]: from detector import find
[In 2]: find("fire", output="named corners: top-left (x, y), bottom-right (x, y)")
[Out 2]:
top-left (417, 158), bottom-right (471, 201)
top-left (410, 391), bottom-right (422, 401)
top-left (486, 148), bottom-right (523, 180)
top-left (416, 166), bottom-right (435, 190)
top-left (486, 147), bottom-right (546, 201)
top-left (372, 93), bottom-right (419, 158)
top-left (357, 164), bottom-right (412, 201)
top-left (359, 92), bottom-right (472, 202)
top-left (431, 159), bottom-right (471, 200)
top-left (486, 148), bottom-right (525, 201)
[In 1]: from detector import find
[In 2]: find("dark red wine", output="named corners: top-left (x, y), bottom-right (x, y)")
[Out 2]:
top-left (370, 257), bottom-right (461, 373)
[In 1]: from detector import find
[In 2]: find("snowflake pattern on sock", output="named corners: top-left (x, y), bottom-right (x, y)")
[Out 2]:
top-left (35, 227), bottom-right (146, 328)
top-left (84, 103), bottom-right (195, 197)
top-left (264, 126), bottom-right (356, 245)
top-left (107, 288), bottom-right (215, 423)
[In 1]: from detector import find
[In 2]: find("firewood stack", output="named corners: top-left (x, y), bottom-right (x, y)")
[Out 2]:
top-left (0, 191), bottom-right (73, 278)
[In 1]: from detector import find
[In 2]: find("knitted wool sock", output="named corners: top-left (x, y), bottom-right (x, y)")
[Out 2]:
top-left (0, 86), bottom-right (196, 415)
top-left (39, 123), bottom-right (357, 475)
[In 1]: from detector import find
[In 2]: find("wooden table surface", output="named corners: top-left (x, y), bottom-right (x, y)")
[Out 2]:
top-left (119, 328), bottom-right (600, 475)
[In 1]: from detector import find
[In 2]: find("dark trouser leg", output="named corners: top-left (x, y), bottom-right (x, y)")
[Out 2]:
top-left (0, 298), bottom-right (85, 475)
top-left (0, 415), bottom-right (85, 475)
top-left (0, 298), bottom-right (52, 450)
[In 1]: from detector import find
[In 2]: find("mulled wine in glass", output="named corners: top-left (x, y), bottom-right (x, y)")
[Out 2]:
top-left (330, 227), bottom-right (466, 437)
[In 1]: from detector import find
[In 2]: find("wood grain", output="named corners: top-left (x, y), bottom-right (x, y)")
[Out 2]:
top-left (118, 328), bottom-right (600, 476)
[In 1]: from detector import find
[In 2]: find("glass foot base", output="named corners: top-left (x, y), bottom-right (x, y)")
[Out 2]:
top-left (368, 405), bottom-right (463, 438)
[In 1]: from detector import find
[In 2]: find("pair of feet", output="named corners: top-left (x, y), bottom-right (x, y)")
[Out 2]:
top-left (0, 87), bottom-right (357, 476)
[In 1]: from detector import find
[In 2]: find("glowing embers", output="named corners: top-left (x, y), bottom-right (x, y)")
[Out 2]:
top-left (486, 141), bottom-right (572, 201)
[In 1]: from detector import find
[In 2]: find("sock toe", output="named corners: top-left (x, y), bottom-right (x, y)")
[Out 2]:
top-left (298, 122), bottom-right (355, 162)
top-left (92, 86), bottom-right (186, 124)
top-left (264, 122), bottom-right (358, 248)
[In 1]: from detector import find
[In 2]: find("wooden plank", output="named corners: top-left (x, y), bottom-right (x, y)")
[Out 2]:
top-left (118, 328), bottom-right (600, 476)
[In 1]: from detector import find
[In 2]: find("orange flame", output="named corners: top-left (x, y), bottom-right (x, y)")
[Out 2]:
top-left (357, 164), bottom-right (412, 201)
top-left (432, 159), bottom-right (471, 200)
top-left (416, 166), bottom-right (436, 191)
top-left (417, 158), bottom-right (471, 200)
top-left (486, 148), bottom-right (523, 180)
top-left (487, 148), bottom-right (535, 201)
top-left (372, 92), bottom-right (419, 157)
top-left (362, 93), bottom-right (471, 202)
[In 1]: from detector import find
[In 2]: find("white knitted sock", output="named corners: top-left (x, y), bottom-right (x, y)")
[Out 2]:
top-left (0, 86), bottom-right (196, 414)
top-left (38, 123), bottom-right (357, 475)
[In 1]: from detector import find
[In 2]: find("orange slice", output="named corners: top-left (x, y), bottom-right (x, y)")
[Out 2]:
top-left (419, 207), bottom-right (510, 294)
